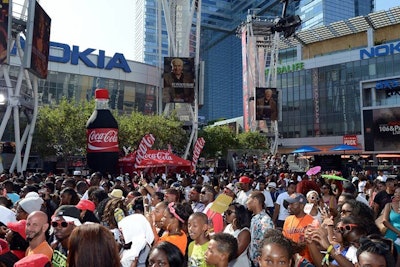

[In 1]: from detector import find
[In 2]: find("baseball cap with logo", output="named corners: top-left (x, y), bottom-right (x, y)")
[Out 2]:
top-left (283, 193), bottom-right (307, 209)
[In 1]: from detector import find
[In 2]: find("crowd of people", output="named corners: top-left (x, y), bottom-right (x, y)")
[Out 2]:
top-left (0, 159), bottom-right (398, 267)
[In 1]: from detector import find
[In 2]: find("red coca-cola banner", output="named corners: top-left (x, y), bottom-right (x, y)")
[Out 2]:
top-left (134, 134), bottom-right (156, 168)
top-left (192, 137), bottom-right (205, 172)
top-left (87, 128), bottom-right (119, 153)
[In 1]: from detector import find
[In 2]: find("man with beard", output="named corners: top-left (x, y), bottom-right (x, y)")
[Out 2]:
top-left (25, 211), bottom-right (53, 260)
top-left (50, 205), bottom-right (81, 267)
top-left (282, 193), bottom-right (314, 264)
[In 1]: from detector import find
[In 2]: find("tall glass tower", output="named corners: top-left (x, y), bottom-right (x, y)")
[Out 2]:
top-left (296, 0), bottom-right (374, 30)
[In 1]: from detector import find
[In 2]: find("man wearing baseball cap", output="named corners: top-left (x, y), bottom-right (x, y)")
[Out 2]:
top-left (236, 176), bottom-right (253, 207)
top-left (282, 193), bottom-right (314, 264)
top-left (50, 205), bottom-right (81, 267)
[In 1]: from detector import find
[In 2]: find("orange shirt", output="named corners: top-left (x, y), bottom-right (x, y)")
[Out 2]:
top-left (25, 241), bottom-right (53, 261)
top-left (283, 214), bottom-right (314, 263)
top-left (158, 230), bottom-right (188, 255)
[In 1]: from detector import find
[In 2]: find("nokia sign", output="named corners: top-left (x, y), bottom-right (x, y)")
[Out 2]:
top-left (360, 41), bottom-right (400, 60)
top-left (11, 39), bottom-right (132, 73)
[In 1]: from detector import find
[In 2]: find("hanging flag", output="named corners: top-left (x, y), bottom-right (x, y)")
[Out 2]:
top-left (192, 137), bottom-right (205, 172)
top-left (134, 134), bottom-right (155, 168)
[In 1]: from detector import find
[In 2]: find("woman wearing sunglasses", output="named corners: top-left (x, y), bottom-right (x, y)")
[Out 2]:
top-left (320, 184), bottom-right (338, 218)
top-left (382, 186), bottom-right (400, 266)
top-left (305, 190), bottom-right (323, 224)
top-left (223, 203), bottom-right (252, 267)
top-left (306, 216), bottom-right (369, 267)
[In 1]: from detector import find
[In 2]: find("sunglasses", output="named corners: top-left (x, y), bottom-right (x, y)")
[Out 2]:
top-left (309, 196), bottom-right (319, 201)
top-left (334, 223), bottom-right (358, 234)
top-left (225, 210), bottom-right (235, 216)
top-left (51, 221), bottom-right (71, 228)
top-left (200, 191), bottom-right (209, 195)
top-left (321, 187), bottom-right (329, 189)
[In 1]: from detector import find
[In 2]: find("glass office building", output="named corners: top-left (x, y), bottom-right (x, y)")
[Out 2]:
top-left (295, 0), bottom-right (374, 29)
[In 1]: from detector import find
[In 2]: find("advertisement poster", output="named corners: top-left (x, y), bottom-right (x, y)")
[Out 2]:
top-left (363, 107), bottom-right (400, 152)
top-left (0, 0), bottom-right (9, 65)
top-left (163, 57), bottom-right (195, 103)
top-left (25, 0), bottom-right (51, 78)
top-left (255, 87), bottom-right (278, 121)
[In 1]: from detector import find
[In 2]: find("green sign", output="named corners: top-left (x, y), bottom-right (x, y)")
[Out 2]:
top-left (265, 62), bottom-right (304, 75)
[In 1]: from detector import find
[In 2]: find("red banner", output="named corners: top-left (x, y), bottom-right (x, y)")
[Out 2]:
top-left (192, 137), bottom-right (205, 172)
top-left (134, 134), bottom-right (155, 168)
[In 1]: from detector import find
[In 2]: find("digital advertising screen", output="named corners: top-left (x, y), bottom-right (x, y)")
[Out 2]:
top-left (24, 0), bottom-right (51, 79)
top-left (255, 87), bottom-right (279, 121)
top-left (363, 107), bottom-right (400, 152)
top-left (163, 57), bottom-right (195, 103)
top-left (0, 0), bottom-right (10, 65)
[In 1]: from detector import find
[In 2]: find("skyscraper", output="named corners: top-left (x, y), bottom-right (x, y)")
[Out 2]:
top-left (295, 0), bottom-right (374, 30)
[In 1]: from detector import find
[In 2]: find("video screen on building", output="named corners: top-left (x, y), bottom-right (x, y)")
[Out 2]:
top-left (0, 0), bottom-right (10, 65)
top-left (24, 0), bottom-right (51, 79)
top-left (363, 107), bottom-right (400, 152)
top-left (163, 57), bottom-right (195, 103)
top-left (255, 87), bottom-right (278, 121)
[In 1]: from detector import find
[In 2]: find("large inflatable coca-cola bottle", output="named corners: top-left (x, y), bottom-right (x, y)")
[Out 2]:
top-left (86, 88), bottom-right (119, 174)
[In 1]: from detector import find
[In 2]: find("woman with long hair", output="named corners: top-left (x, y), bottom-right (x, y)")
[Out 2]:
top-left (159, 202), bottom-right (192, 255)
top-left (67, 224), bottom-right (120, 267)
top-left (382, 186), bottom-right (400, 266)
top-left (223, 203), bottom-right (251, 267)
top-left (320, 183), bottom-right (337, 217)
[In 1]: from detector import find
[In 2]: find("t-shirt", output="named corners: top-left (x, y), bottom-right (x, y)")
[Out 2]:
top-left (158, 230), bottom-right (187, 256)
top-left (283, 214), bottom-right (314, 263)
top-left (188, 241), bottom-right (214, 267)
top-left (275, 192), bottom-right (290, 221)
top-left (203, 203), bottom-right (223, 234)
top-left (25, 241), bottom-right (53, 261)
top-left (51, 243), bottom-right (68, 267)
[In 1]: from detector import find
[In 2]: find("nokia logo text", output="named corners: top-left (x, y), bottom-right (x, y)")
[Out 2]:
top-left (49, 42), bottom-right (131, 73)
top-left (360, 42), bottom-right (400, 59)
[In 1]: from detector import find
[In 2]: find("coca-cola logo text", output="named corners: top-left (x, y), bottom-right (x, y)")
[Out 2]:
top-left (88, 130), bottom-right (118, 143)
top-left (144, 152), bottom-right (173, 161)
top-left (87, 128), bottom-right (119, 153)
top-left (135, 134), bottom-right (155, 168)
top-left (192, 137), bottom-right (205, 171)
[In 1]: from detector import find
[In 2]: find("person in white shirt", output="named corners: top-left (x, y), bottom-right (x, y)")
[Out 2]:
top-left (272, 181), bottom-right (296, 228)
top-left (236, 176), bottom-right (253, 207)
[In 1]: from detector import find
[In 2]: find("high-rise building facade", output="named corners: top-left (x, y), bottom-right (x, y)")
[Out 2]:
top-left (295, 0), bottom-right (374, 30)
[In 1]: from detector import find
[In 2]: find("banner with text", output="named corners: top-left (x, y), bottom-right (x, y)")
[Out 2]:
top-left (134, 134), bottom-right (155, 168)
top-left (192, 137), bottom-right (205, 172)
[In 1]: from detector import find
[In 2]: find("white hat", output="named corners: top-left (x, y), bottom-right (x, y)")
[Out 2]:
top-left (19, 196), bottom-right (44, 214)
top-left (25, 192), bottom-right (40, 198)
top-left (73, 171), bottom-right (82, 176)
top-left (268, 182), bottom-right (277, 189)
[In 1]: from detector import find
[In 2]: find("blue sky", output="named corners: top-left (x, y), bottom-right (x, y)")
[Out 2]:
top-left (39, 0), bottom-right (399, 61)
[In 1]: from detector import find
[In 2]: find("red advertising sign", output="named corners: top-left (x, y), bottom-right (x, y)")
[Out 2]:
top-left (343, 135), bottom-right (358, 146)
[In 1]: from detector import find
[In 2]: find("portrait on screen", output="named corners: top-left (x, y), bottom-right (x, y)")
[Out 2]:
top-left (255, 87), bottom-right (278, 121)
top-left (163, 57), bottom-right (195, 103)
top-left (0, 0), bottom-right (9, 65)
top-left (30, 1), bottom-right (51, 78)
